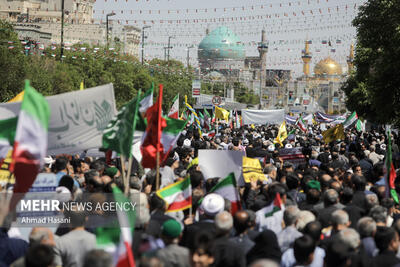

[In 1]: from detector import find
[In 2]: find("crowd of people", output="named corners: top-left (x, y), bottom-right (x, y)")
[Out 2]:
top-left (1, 122), bottom-right (400, 267)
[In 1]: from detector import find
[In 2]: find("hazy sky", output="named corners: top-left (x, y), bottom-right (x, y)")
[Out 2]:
top-left (93, 0), bottom-right (366, 77)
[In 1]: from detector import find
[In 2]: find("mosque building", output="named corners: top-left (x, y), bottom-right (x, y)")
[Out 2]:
top-left (196, 25), bottom-right (353, 114)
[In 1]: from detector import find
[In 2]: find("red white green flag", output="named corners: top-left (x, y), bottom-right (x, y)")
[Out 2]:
top-left (0, 117), bottom-right (17, 164)
top-left (385, 127), bottom-right (398, 203)
top-left (96, 185), bottom-right (136, 267)
top-left (295, 115), bottom-right (307, 133)
top-left (10, 80), bottom-right (50, 209)
top-left (168, 94), bottom-right (179, 119)
top-left (156, 176), bottom-right (192, 212)
top-left (208, 173), bottom-right (241, 214)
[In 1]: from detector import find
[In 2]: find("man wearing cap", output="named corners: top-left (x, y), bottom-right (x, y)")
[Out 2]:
top-left (156, 219), bottom-right (190, 267)
top-left (180, 193), bottom-right (225, 249)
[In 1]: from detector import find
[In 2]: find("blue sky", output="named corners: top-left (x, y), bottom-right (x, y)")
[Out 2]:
top-left (94, 0), bottom-right (366, 77)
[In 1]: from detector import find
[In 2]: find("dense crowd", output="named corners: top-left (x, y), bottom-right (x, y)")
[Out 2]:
top-left (1, 122), bottom-right (400, 267)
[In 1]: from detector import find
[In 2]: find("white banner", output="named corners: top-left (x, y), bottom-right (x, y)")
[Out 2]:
top-left (0, 84), bottom-right (116, 155)
top-left (198, 150), bottom-right (245, 181)
top-left (241, 109), bottom-right (285, 125)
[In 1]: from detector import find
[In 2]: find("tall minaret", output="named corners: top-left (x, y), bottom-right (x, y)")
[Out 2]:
top-left (258, 29), bottom-right (268, 79)
top-left (301, 40), bottom-right (312, 77)
top-left (347, 43), bottom-right (354, 73)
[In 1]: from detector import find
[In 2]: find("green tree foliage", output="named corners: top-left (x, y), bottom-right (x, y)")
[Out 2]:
top-left (342, 0), bottom-right (400, 125)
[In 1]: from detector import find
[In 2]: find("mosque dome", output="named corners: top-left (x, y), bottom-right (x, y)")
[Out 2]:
top-left (198, 26), bottom-right (245, 61)
top-left (314, 57), bottom-right (343, 76)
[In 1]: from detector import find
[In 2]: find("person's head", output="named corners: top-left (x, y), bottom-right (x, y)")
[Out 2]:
top-left (373, 163), bottom-right (385, 178)
top-left (293, 235), bottom-right (316, 266)
top-left (303, 221), bottom-right (322, 243)
top-left (337, 228), bottom-right (360, 251)
top-left (264, 165), bottom-right (277, 180)
top-left (191, 232), bottom-right (215, 267)
top-left (285, 173), bottom-right (300, 190)
top-left (325, 239), bottom-right (352, 267)
top-left (357, 217), bottom-right (377, 238)
top-left (129, 176), bottom-right (142, 191)
top-left (149, 193), bottom-right (166, 212)
top-left (200, 193), bottom-right (225, 219)
top-left (83, 249), bottom-right (113, 267)
top-left (59, 175), bottom-right (75, 193)
top-left (323, 189), bottom-right (339, 207)
top-left (55, 157), bottom-right (68, 172)
top-left (306, 188), bottom-right (321, 205)
top-left (190, 170), bottom-right (204, 189)
top-left (215, 211), bottom-right (233, 236)
top-left (351, 174), bottom-right (366, 191)
top-left (164, 157), bottom-right (179, 169)
top-left (366, 193), bottom-right (379, 211)
top-left (65, 207), bottom-right (87, 229)
top-left (332, 210), bottom-right (350, 230)
top-left (90, 160), bottom-right (106, 175)
top-left (29, 227), bottom-right (56, 247)
top-left (267, 183), bottom-right (287, 204)
top-left (283, 206), bottom-right (300, 227)
top-left (296, 210), bottom-right (316, 232)
top-left (352, 164), bottom-right (362, 176)
top-left (233, 210), bottom-right (251, 234)
top-left (374, 226), bottom-right (399, 252)
top-left (161, 219), bottom-right (183, 244)
top-left (248, 259), bottom-right (279, 267)
top-left (25, 244), bottom-right (55, 267)
top-left (369, 205), bottom-right (387, 226)
top-left (105, 167), bottom-right (120, 179)
top-left (84, 170), bottom-right (103, 192)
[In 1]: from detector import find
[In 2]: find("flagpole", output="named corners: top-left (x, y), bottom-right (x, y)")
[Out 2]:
top-left (125, 156), bottom-right (133, 195)
top-left (156, 84), bottom-right (163, 191)
top-left (120, 154), bottom-right (127, 193)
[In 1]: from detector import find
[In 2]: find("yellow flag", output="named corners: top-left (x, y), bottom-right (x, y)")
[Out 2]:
top-left (80, 81), bottom-right (84, 90)
top-left (274, 121), bottom-right (288, 147)
top-left (215, 106), bottom-right (230, 121)
top-left (8, 91), bottom-right (24, 103)
top-left (322, 124), bottom-right (345, 143)
top-left (242, 157), bottom-right (266, 182)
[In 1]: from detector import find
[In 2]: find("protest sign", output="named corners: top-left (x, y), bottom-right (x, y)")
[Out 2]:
top-left (0, 84), bottom-right (116, 155)
top-left (198, 150), bottom-right (245, 181)
top-left (279, 147), bottom-right (306, 167)
top-left (241, 109), bottom-right (285, 125)
top-left (242, 157), bottom-right (266, 183)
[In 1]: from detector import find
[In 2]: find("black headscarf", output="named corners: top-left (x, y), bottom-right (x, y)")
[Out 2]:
top-left (246, 229), bottom-right (282, 265)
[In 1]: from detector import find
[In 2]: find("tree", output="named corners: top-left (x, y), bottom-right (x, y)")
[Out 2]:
top-left (342, 0), bottom-right (400, 126)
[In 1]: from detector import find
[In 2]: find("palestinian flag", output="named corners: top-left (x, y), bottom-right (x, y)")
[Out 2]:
top-left (265, 193), bottom-right (283, 217)
top-left (96, 185), bottom-right (136, 267)
top-left (168, 94), bottom-right (179, 119)
top-left (0, 117), bottom-right (17, 163)
top-left (385, 128), bottom-right (398, 203)
top-left (343, 111), bottom-right (358, 129)
top-left (156, 176), bottom-right (192, 212)
top-left (10, 80), bottom-right (50, 210)
top-left (296, 115), bottom-right (307, 133)
top-left (208, 173), bottom-right (241, 214)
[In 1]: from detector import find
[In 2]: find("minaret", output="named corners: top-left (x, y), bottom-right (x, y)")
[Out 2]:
top-left (302, 40), bottom-right (312, 77)
top-left (347, 43), bottom-right (354, 73)
top-left (258, 29), bottom-right (268, 79)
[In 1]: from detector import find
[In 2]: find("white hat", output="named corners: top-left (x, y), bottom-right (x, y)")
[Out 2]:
top-left (268, 144), bottom-right (275, 152)
top-left (285, 144), bottom-right (293, 149)
top-left (200, 193), bottom-right (225, 217)
top-left (44, 156), bottom-right (55, 168)
top-left (381, 144), bottom-right (386, 150)
top-left (183, 139), bottom-right (191, 148)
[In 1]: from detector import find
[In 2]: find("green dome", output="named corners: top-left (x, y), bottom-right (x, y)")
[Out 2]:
top-left (198, 26), bottom-right (245, 61)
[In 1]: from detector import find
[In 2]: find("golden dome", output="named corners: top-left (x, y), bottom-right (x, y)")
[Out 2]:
top-left (314, 57), bottom-right (343, 76)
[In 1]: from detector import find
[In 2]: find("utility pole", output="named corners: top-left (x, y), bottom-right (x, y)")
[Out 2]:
top-left (141, 25), bottom-right (150, 64)
top-left (186, 45), bottom-right (194, 69)
top-left (60, 0), bottom-right (64, 60)
top-left (167, 36), bottom-right (174, 62)
top-left (106, 12), bottom-right (116, 49)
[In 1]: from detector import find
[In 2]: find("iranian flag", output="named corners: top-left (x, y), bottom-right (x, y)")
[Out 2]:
top-left (168, 94), bottom-right (179, 119)
top-left (208, 173), bottom-right (241, 214)
top-left (235, 110), bottom-right (240, 129)
top-left (10, 80), bottom-right (50, 210)
top-left (139, 83), bottom-right (154, 115)
top-left (0, 117), bottom-right (17, 163)
top-left (96, 185), bottom-right (136, 267)
top-left (156, 176), bottom-right (192, 212)
top-left (385, 127), bottom-right (398, 203)
top-left (296, 115), bottom-right (307, 133)
top-left (343, 111), bottom-right (358, 129)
